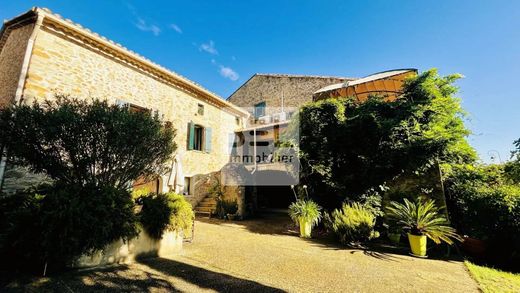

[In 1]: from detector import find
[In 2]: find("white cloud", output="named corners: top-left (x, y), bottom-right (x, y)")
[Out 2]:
top-left (199, 40), bottom-right (218, 55)
top-left (126, 2), bottom-right (137, 14)
top-left (170, 23), bottom-right (182, 34)
top-left (135, 18), bottom-right (161, 36)
top-left (219, 65), bottom-right (239, 81)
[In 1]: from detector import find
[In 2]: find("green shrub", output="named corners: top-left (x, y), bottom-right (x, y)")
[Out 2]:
top-left (288, 199), bottom-right (322, 227)
top-left (0, 184), bottom-right (138, 271)
top-left (289, 69), bottom-right (475, 209)
top-left (138, 193), bottom-right (172, 239)
top-left (168, 193), bottom-right (195, 233)
top-left (445, 165), bottom-right (520, 269)
top-left (0, 96), bottom-right (176, 189)
top-left (504, 139), bottom-right (520, 184)
top-left (138, 192), bottom-right (194, 239)
top-left (450, 184), bottom-right (519, 239)
top-left (216, 199), bottom-right (239, 219)
top-left (325, 202), bottom-right (378, 244)
top-left (0, 96), bottom-right (178, 272)
top-left (41, 184), bottom-right (138, 267)
top-left (0, 190), bottom-right (45, 271)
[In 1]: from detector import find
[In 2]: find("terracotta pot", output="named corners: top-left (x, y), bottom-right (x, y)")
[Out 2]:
top-left (461, 236), bottom-right (488, 258)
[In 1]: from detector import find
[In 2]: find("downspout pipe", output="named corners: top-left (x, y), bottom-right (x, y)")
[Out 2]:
top-left (0, 12), bottom-right (43, 191)
top-left (251, 128), bottom-right (257, 174)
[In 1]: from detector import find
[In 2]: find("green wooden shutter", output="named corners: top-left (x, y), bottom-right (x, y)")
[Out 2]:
top-left (187, 122), bottom-right (195, 150)
top-left (205, 127), bottom-right (212, 153)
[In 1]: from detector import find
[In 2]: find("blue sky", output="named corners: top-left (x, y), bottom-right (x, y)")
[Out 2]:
top-left (2, 1), bottom-right (519, 162)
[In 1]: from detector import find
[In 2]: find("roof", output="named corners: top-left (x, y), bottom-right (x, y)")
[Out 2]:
top-left (314, 69), bottom-right (417, 94)
top-left (255, 73), bottom-right (356, 80)
top-left (227, 73), bottom-right (355, 100)
top-left (1, 7), bottom-right (248, 117)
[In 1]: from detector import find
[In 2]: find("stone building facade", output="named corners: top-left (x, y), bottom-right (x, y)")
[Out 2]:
top-left (227, 74), bottom-right (355, 209)
top-left (0, 8), bottom-right (248, 210)
top-left (0, 17), bottom-right (35, 108)
top-left (227, 74), bottom-right (353, 120)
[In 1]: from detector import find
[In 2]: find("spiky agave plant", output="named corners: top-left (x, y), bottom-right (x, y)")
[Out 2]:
top-left (386, 198), bottom-right (462, 244)
top-left (288, 199), bottom-right (322, 227)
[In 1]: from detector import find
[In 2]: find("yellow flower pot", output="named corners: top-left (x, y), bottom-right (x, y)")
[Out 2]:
top-left (299, 219), bottom-right (312, 238)
top-left (408, 233), bottom-right (427, 257)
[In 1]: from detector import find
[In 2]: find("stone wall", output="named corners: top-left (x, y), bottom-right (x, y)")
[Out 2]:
top-left (187, 168), bottom-right (248, 217)
top-left (0, 23), bottom-right (34, 108)
top-left (75, 230), bottom-right (183, 268)
top-left (228, 74), bottom-right (352, 117)
top-left (19, 25), bottom-right (242, 194)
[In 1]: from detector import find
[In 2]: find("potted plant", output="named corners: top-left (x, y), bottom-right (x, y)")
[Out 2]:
top-left (223, 199), bottom-right (239, 220)
top-left (387, 227), bottom-right (402, 246)
top-left (383, 222), bottom-right (402, 246)
top-left (289, 199), bottom-right (322, 238)
top-left (386, 198), bottom-right (462, 257)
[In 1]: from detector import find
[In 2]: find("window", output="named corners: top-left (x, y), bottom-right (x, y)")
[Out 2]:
top-left (194, 125), bottom-right (204, 151)
top-left (129, 104), bottom-right (149, 114)
top-left (197, 104), bottom-right (204, 115)
top-left (115, 99), bottom-right (149, 114)
top-left (187, 122), bottom-right (212, 152)
top-left (254, 102), bottom-right (266, 119)
top-left (235, 116), bottom-right (241, 126)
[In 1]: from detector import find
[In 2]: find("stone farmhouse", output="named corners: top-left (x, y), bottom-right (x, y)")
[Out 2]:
top-left (228, 69), bottom-right (417, 209)
top-left (0, 7), bottom-right (251, 214)
top-left (0, 7), bottom-right (417, 216)
top-left (228, 74), bottom-right (353, 121)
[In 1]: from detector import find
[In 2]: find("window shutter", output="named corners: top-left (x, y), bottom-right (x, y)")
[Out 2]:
top-left (205, 127), bottom-right (212, 153)
top-left (187, 122), bottom-right (195, 150)
top-left (228, 133), bottom-right (235, 154)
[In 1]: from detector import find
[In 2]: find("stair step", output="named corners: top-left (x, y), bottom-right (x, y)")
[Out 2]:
top-left (200, 197), bottom-right (217, 202)
top-left (193, 194), bottom-right (219, 218)
top-left (195, 211), bottom-right (211, 218)
top-left (195, 206), bottom-right (215, 213)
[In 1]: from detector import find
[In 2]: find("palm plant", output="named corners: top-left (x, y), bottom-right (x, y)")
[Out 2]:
top-left (289, 199), bottom-right (322, 238)
top-left (386, 198), bottom-right (462, 244)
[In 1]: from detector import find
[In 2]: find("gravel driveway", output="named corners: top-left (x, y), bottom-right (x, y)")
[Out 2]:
top-left (4, 212), bottom-right (479, 292)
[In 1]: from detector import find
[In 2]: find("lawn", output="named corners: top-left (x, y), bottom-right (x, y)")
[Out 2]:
top-left (465, 261), bottom-right (520, 293)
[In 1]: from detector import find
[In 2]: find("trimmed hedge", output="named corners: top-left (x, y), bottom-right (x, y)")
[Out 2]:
top-left (0, 184), bottom-right (138, 271)
top-left (138, 192), bottom-right (194, 239)
top-left (446, 165), bottom-right (520, 269)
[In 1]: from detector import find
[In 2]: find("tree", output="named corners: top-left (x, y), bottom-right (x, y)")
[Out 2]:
top-left (504, 139), bottom-right (520, 183)
top-left (0, 95), bottom-right (177, 271)
top-left (290, 69), bottom-right (475, 208)
top-left (0, 95), bottom-right (176, 189)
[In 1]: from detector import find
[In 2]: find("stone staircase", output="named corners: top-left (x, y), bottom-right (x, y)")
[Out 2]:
top-left (194, 195), bottom-right (217, 218)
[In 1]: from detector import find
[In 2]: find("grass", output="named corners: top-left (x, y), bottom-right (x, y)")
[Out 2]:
top-left (465, 261), bottom-right (520, 293)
